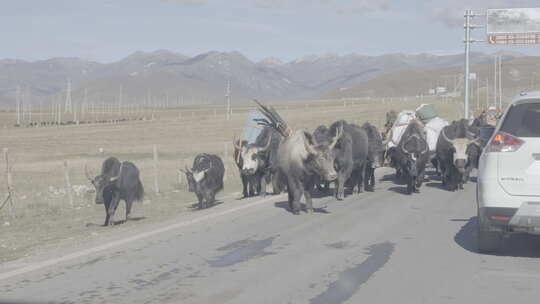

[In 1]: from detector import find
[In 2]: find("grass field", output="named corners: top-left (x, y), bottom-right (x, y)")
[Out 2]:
top-left (0, 97), bottom-right (463, 263)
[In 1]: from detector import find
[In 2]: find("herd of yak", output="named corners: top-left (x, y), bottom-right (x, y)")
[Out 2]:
top-left (84, 101), bottom-right (489, 226)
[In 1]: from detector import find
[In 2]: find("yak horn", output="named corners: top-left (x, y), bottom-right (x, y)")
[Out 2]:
top-left (422, 142), bottom-right (429, 154)
top-left (205, 159), bottom-right (213, 172)
top-left (303, 131), bottom-right (318, 155)
top-left (233, 134), bottom-right (243, 151)
top-left (440, 128), bottom-right (454, 144)
top-left (401, 144), bottom-right (410, 155)
top-left (466, 130), bottom-right (478, 140)
top-left (329, 123), bottom-right (343, 149)
top-left (258, 135), bottom-right (272, 152)
top-left (84, 164), bottom-right (94, 182)
top-left (109, 162), bottom-right (124, 182)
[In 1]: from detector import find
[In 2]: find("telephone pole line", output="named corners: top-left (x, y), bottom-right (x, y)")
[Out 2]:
top-left (226, 80), bottom-right (231, 121)
top-left (463, 9), bottom-right (484, 119)
top-left (64, 79), bottom-right (72, 113)
top-left (16, 86), bottom-right (21, 125)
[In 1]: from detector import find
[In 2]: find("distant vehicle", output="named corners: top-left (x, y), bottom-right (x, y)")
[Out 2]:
top-left (477, 91), bottom-right (540, 252)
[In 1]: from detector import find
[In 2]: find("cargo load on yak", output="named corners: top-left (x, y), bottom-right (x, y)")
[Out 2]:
top-left (242, 110), bottom-right (267, 143)
top-left (484, 106), bottom-right (500, 127)
top-left (386, 110), bottom-right (416, 149)
top-left (415, 104), bottom-right (449, 152)
top-left (385, 105), bottom-right (448, 152)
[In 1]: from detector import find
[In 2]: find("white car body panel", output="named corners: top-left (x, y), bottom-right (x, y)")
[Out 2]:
top-left (478, 92), bottom-right (540, 212)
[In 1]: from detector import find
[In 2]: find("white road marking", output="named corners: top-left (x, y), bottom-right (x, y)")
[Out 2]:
top-left (0, 194), bottom-right (285, 282)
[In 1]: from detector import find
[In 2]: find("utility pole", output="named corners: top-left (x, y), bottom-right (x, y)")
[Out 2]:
top-left (464, 10), bottom-right (471, 119)
top-left (226, 80), bottom-right (231, 121)
top-left (73, 102), bottom-right (77, 123)
top-left (463, 9), bottom-right (484, 119)
top-left (24, 87), bottom-right (30, 123)
top-left (499, 55), bottom-right (503, 109)
top-left (493, 56), bottom-right (498, 109)
top-left (485, 78), bottom-right (489, 109)
top-left (16, 86), bottom-right (21, 125)
top-left (118, 86), bottom-right (123, 116)
top-left (39, 99), bottom-right (42, 125)
top-left (476, 76), bottom-right (480, 113)
top-left (82, 88), bottom-right (88, 120)
top-left (64, 79), bottom-right (72, 113)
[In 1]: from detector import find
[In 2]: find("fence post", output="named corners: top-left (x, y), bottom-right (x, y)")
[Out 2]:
top-left (153, 145), bottom-right (160, 194)
top-left (2, 148), bottom-right (15, 218)
top-left (177, 165), bottom-right (183, 189)
top-left (63, 160), bottom-right (74, 206)
top-left (183, 158), bottom-right (190, 190)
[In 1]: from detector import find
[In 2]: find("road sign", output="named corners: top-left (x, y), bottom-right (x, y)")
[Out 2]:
top-left (487, 8), bottom-right (540, 44)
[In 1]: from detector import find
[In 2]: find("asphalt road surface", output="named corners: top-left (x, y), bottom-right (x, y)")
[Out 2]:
top-left (2, 168), bottom-right (540, 304)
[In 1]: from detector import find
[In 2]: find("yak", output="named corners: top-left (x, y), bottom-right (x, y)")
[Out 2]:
top-left (328, 120), bottom-right (368, 200)
top-left (181, 153), bottom-right (225, 209)
top-left (312, 125), bottom-right (332, 193)
top-left (233, 138), bottom-right (259, 197)
top-left (313, 121), bottom-right (370, 198)
top-left (86, 157), bottom-right (144, 226)
top-left (255, 101), bottom-right (341, 214)
top-left (383, 110), bottom-right (398, 140)
top-left (361, 122), bottom-right (384, 192)
top-left (436, 119), bottom-right (480, 191)
top-left (233, 126), bottom-right (283, 197)
top-left (392, 121), bottom-right (430, 194)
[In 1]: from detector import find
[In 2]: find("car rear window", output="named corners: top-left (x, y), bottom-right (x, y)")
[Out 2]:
top-left (500, 102), bottom-right (540, 137)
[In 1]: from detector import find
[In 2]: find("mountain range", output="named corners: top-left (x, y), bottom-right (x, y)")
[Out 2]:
top-left (0, 50), bottom-right (526, 106)
top-left (325, 54), bottom-right (540, 100)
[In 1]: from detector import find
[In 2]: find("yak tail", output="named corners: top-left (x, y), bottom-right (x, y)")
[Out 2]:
top-left (253, 99), bottom-right (292, 138)
top-left (135, 180), bottom-right (144, 202)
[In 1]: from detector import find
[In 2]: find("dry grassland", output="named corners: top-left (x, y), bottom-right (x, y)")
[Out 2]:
top-left (0, 97), bottom-right (462, 262)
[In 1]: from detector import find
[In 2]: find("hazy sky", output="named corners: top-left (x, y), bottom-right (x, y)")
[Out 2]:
top-left (2, 0), bottom-right (539, 62)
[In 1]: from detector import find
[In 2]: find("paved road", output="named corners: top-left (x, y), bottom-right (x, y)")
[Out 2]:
top-left (2, 169), bottom-right (540, 304)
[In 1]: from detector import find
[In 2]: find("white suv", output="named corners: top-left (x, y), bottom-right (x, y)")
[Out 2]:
top-left (477, 92), bottom-right (540, 252)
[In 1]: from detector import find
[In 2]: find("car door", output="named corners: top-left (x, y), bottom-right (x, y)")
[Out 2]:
top-left (497, 101), bottom-right (540, 197)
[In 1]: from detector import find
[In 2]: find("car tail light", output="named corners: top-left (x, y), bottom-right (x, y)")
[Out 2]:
top-left (491, 215), bottom-right (510, 220)
top-left (486, 132), bottom-right (524, 153)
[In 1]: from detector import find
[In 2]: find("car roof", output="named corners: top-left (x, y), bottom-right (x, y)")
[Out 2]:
top-left (511, 91), bottom-right (540, 105)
